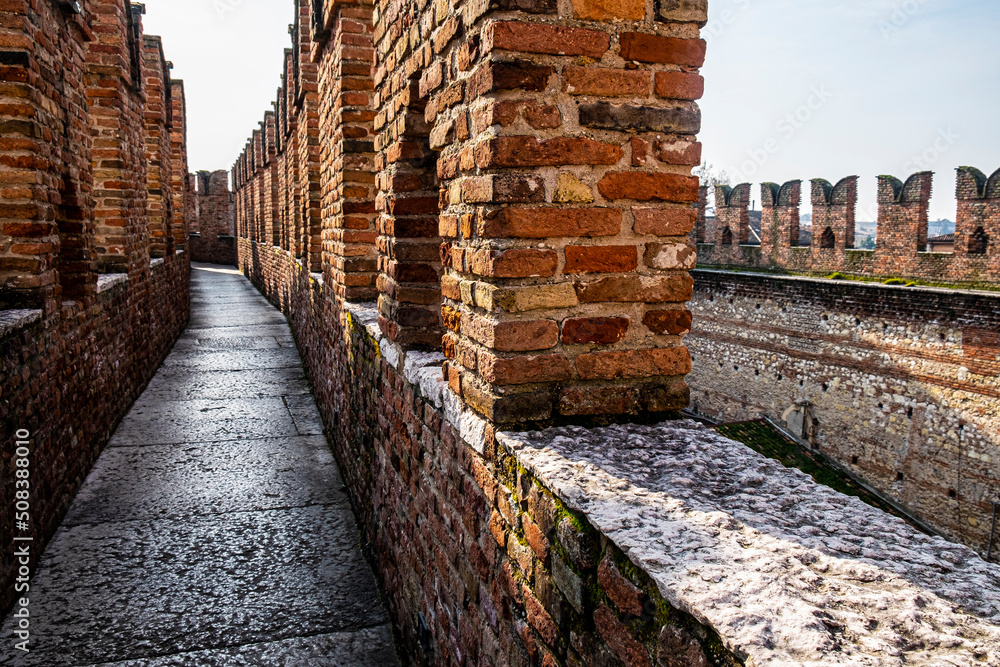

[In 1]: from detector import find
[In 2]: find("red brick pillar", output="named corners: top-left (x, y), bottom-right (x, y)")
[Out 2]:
top-left (760, 180), bottom-right (800, 264)
top-left (955, 168), bottom-right (999, 282)
top-left (170, 80), bottom-right (189, 252)
top-left (252, 128), bottom-right (264, 243)
top-left (695, 185), bottom-right (708, 244)
top-left (142, 36), bottom-right (174, 259)
top-left (316, 1), bottom-right (378, 302)
top-left (414, 0), bottom-right (705, 423)
top-left (875, 172), bottom-right (932, 275)
top-left (263, 111), bottom-right (280, 248)
top-left (715, 183), bottom-right (751, 249)
top-left (85, 0), bottom-right (149, 275)
top-left (293, 0), bottom-right (322, 272)
top-left (810, 176), bottom-right (857, 265)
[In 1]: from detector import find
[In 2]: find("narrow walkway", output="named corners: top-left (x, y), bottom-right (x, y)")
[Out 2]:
top-left (2, 264), bottom-right (398, 666)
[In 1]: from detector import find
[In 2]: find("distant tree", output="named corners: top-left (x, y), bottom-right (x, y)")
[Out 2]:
top-left (693, 162), bottom-right (732, 216)
top-left (859, 236), bottom-right (876, 250)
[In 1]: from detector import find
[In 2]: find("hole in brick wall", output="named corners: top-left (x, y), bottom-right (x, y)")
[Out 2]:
top-left (878, 403), bottom-right (884, 409)
top-left (822, 314), bottom-right (829, 321)
top-left (734, 365), bottom-right (739, 371)
top-left (754, 370), bottom-right (760, 377)
top-left (907, 406), bottom-right (914, 418)
top-left (969, 226), bottom-right (988, 254)
top-left (799, 379), bottom-right (804, 387)
top-left (851, 456), bottom-right (859, 465)
top-left (721, 227), bottom-right (733, 246)
top-left (855, 318), bottom-right (861, 326)
top-left (776, 374), bottom-right (783, 381)
top-left (896, 472), bottom-right (905, 482)
top-left (822, 383), bottom-right (829, 392)
top-left (939, 333), bottom-right (946, 341)
top-left (755, 303), bottom-right (761, 310)
top-left (948, 489), bottom-right (957, 499)
top-left (820, 226), bottom-right (835, 249)
top-left (728, 299), bottom-right (734, 305)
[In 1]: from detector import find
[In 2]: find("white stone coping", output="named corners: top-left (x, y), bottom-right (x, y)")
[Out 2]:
top-left (150, 257), bottom-right (165, 269)
top-left (0, 309), bottom-right (42, 338)
top-left (499, 421), bottom-right (1000, 667)
top-left (97, 273), bottom-right (128, 294)
top-left (175, 249), bottom-right (185, 255)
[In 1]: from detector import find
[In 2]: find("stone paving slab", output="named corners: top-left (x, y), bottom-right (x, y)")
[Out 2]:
top-left (85, 626), bottom-right (400, 666)
top-left (109, 397), bottom-right (300, 446)
top-left (63, 435), bottom-right (347, 526)
top-left (160, 348), bottom-right (303, 371)
top-left (0, 263), bottom-right (398, 665)
top-left (139, 368), bottom-right (310, 402)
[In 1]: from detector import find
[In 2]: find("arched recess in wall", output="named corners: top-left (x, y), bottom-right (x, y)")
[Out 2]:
top-left (820, 227), bottom-right (835, 249)
top-left (969, 227), bottom-right (989, 255)
top-left (721, 227), bottom-right (733, 246)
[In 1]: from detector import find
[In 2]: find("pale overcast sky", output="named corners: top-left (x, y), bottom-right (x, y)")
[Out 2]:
top-left (144, 0), bottom-right (998, 221)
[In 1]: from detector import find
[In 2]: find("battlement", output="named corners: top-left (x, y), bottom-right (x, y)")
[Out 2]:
top-left (699, 168), bottom-right (1000, 285)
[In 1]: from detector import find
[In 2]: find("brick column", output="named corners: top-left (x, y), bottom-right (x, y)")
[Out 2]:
top-left (317, 2), bottom-right (378, 302)
top-left (170, 81), bottom-right (189, 252)
top-left (875, 172), bottom-right (932, 274)
top-left (142, 36), bottom-right (174, 259)
top-left (811, 176), bottom-right (857, 265)
top-left (418, 1), bottom-right (706, 423)
top-left (955, 167), bottom-right (998, 267)
top-left (294, 0), bottom-right (322, 272)
top-left (760, 180), bottom-right (800, 262)
top-left (695, 185), bottom-right (708, 243)
top-left (263, 111), bottom-right (280, 247)
top-left (715, 183), bottom-right (751, 248)
top-left (85, 0), bottom-right (149, 275)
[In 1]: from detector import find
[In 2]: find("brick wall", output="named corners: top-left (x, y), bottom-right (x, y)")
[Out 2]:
top-left (0, 1), bottom-right (189, 611)
top-left (239, 241), bottom-right (742, 667)
top-left (697, 169), bottom-right (1000, 286)
top-left (227, 0), bottom-right (735, 663)
top-left (190, 170), bottom-right (236, 265)
top-left (687, 270), bottom-right (1000, 557)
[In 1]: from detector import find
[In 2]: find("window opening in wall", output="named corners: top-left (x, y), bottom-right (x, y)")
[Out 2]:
top-left (896, 472), bottom-right (905, 482)
top-left (969, 226), bottom-right (988, 254)
top-left (820, 226), bottom-right (835, 249)
top-left (721, 227), bottom-right (733, 246)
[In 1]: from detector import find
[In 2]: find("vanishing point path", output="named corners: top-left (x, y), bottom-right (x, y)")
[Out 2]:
top-left (1, 264), bottom-right (399, 666)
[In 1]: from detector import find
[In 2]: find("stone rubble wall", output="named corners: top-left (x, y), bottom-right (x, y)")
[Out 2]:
top-left (698, 169), bottom-right (1000, 285)
top-left (0, 1), bottom-right (190, 612)
top-left (687, 269), bottom-right (1000, 558)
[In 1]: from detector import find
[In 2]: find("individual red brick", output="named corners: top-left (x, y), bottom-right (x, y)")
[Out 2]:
top-left (562, 317), bottom-right (630, 345)
top-left (576, 347), bottom-right (691, 380)
top-left (479, 207), bottom-right (622, 239)
top-left (488, 21), bottom-right (611, 58)
top-left (655, 71), bottom-right (705, 101)
top-left (523, 515), bottom-right (550, 563)
top-left (559, 385), bottom-right (640, 416)
top-left (598, 172), bottom-right (699, 203)
top-left (620, 33), bottom-right (706, 67)
top-left (642, 309), bottom-right (692, 335)
top-left (470, 247), bottom-right (559, 278)
top-left (571, 0), bottom-right (644, 21)
top-left (476, 136), bottom-right (623, 168)
top-left (479, 352), bottom-right (573, 385)
top-left (467, 60), bottom-right (554, 98)
top-left (575, 274), bottom-right (694, 303)
top-left (463, 313), bottom-right (560, 352)
top-left (644, 242), bottom-right (698, 270)
top-left (655, 138), bottom-right (702, 166)
top-left (598, 557), bottom-right (647, 617)
top-left (563, 66), bottom-right (650, 97)
top-left (523, 586), bottom-right (559, 646)
top-left (565, 245), bottom-right (638, 274)
top-left (632, 207), bottom-right (696, 236)
top-left (594, 604), bottom-right (652, 667)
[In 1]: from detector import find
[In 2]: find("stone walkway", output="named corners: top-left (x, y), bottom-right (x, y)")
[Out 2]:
top-left (1, 264), bottom-right (399, 666)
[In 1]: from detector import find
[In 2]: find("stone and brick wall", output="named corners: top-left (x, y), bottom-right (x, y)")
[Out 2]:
top-left (687, 270), bottom-right (1000, 557)
top-left (190, 170), bottom-right (236, 265)
top-left (0, 1), bottom-right (189, 611)
top-left (697, 169), bottom-right (1000, 285)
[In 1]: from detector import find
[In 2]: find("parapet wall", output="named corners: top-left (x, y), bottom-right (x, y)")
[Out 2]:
top-left (240, 237), bottom-right (1000, 667)
top-left (0, 1), bottom-right (190, 611)
top-left (189, 170), bottom-right (236, 265)
top-left (687, 269), bottom-right (1000, 557)
top-left (699, 169), bottom-right (1000, 285)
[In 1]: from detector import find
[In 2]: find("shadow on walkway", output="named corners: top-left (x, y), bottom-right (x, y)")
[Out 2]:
top-left (1, 263), bottom-right (399, 666)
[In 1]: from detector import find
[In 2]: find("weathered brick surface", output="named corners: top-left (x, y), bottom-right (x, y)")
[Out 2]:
top-left (698, 169), bottom-right (1000, 285)
top-left (233, 0), bottom-right (705, 425)
top-left (0, 1), bottom-right (189, 612)
top-left (687, 270), bottom-right (1000, 557)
